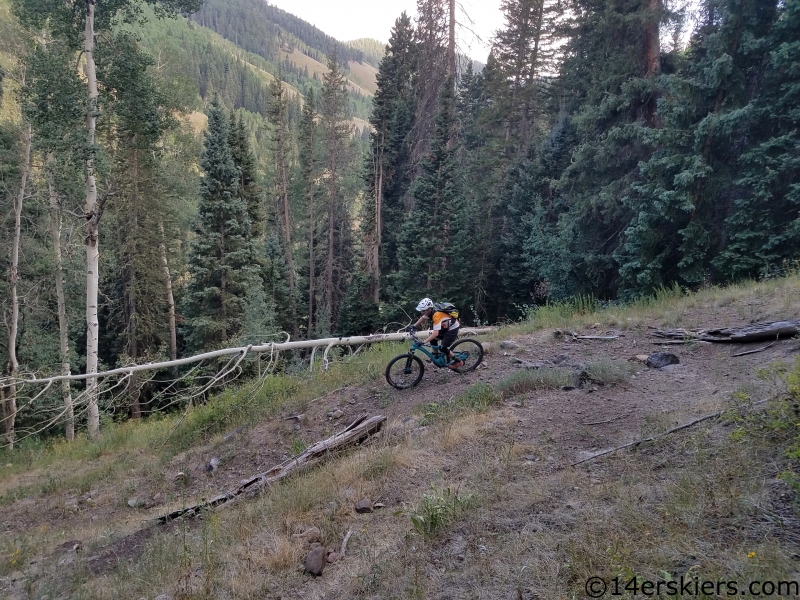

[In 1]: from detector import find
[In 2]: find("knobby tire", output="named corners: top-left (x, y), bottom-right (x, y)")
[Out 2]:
top-left (385, 354), bottom-right (425, 389)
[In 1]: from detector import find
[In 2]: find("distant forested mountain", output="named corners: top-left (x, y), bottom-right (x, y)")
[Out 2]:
top-left (346, 38), bottom-right (386, 68)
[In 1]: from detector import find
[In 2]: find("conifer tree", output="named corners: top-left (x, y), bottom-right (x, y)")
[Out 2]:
top-left (182, 98), bottom-right (272, 352)
top-left (395, 78), bottom-right (468, 311)
top-left (298, 87), bottom-right (320, 335)
top-left (362, 12), bottom-right (416, 310)
top-left (318, 53), bottom-right (354, 334)
top-left (267, 72), bottom-right (298, 335)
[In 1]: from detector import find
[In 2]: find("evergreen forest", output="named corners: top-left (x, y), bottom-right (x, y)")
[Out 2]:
top-left (0, 0), bottom-right (797, 445)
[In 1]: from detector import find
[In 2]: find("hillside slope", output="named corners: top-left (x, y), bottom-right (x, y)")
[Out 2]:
top-left (189, 0), bottom-right (378, 104)
top-left (2, 276), bottom-right (799, 598)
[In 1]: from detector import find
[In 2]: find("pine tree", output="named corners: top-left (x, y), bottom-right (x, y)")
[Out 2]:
top-left (362, 12), bottom-right (416, 312)
top-left (182, 98), bottom-right (272, 352)
top-left (267, 72), bottom-right (299, 335)
top-left (298, 87), bottom-right (321, 335)
top-left (318, 53), bottom-right (354, 334)
top-left (394, 78), bottom-right (469, 312)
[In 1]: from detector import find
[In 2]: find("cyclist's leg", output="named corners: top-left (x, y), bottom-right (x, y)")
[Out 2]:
top-left (440, 328), bottom-right (459, 364)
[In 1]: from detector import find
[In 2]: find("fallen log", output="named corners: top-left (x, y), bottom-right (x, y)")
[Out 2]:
top-left (653, 320), bottom-right (800, 343)
top-left (157, 414), bottom-right (386, 523)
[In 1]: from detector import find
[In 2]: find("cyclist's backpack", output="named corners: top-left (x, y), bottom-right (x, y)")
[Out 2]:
top-left (433, 302), bottom-right (459, 319)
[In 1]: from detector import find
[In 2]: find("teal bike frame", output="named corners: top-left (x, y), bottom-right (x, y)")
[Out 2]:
top-left (406, 331), bottom-right (465, 369)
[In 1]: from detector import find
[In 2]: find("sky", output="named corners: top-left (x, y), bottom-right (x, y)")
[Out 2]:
top-left (265, 0), bottom-right (507, 62)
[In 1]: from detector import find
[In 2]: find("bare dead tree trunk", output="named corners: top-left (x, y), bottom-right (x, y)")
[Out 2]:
top-left (645, 0), bottom-right (662, 78)
top-left (277, 115), bottom-right (298, 337)
top-left (128, 154), bottom-right (141, 419)
top-left (84, 0), bottom-right (101, 439)
top-left (308, 189), bottom-right (315, 334)
top-left (4, 123), bottom-right (31, 448)
top-left (325, 168), bottom-right (335, 326)
top-left (158, 219), bottom-right (177, 363)
top-left (365, 136), bottom-right (383, 304)
top-left (448, 0), bottom-right (456, 78)
top-left (47, 157), bottom-right (75, 441)
top-left (645, 0), bottom-right (662, 126)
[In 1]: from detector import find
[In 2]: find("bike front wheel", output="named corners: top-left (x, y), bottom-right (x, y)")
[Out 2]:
top-left (385, 354), bottom-right (425, 389)
top-left (450, 339), bottom-right (484, 373)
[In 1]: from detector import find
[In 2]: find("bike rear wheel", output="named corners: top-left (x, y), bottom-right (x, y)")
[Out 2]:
top-left (449, 339), bottom-right (483, 373)
top-left (385, 354), bottom-right (425, 389)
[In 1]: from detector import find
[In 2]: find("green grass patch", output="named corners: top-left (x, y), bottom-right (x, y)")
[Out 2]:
top-left (418, 383), bottom-right (500, 425)
top-left (494, 368), bottom-right (575, 397)
top-left (410, 486), bottom-right (475, 538)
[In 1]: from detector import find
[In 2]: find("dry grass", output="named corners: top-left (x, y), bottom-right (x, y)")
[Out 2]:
top-left (4, 274), bottom-right (800, 599)
top-left (346, 60), bottom-right (379, 94)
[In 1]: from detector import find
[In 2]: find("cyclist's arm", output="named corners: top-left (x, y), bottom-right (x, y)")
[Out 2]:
top-left (412, 315), bottom-right (429, 329)
top-left (423, 330), bottom-right (440, 344)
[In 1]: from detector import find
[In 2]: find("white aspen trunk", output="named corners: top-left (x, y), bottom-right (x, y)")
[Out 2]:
top-left (158, 219), bottom-right (178, 363)
top-left (84, 0), bottom-right (101, 439)
top-left (4, 124), bottom-right (31, 448)
top-left (47, 158), bottom-right (75, 441)
top-left (10, 328), bottom-right (496, 387)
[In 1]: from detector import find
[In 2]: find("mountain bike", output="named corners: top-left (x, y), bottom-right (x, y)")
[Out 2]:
top-left (384, 330), bottom-right (484, 389)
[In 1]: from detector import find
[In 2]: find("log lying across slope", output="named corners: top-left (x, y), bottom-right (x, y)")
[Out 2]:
top-left (653, 320), bottom-right (800, 343)
top-left (157, 414), bottom-right (386, 523)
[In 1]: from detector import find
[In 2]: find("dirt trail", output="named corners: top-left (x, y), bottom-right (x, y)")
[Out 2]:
top-left (2, 297), bottom-right (799, 598)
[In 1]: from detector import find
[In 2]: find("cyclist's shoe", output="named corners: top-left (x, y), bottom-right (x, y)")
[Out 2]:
top-left (448, 359), bottom-right (465, 370)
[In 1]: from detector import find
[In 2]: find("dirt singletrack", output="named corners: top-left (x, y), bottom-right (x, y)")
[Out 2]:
top-left (2, 287), bottom-right (800, 598)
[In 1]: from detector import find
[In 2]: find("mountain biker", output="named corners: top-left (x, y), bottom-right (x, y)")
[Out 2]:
top-left (409, 298), bottom-right (464, 370)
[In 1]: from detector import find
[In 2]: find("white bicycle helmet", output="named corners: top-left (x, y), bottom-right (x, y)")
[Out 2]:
top-left (416, 297), bottom-right (434, 312)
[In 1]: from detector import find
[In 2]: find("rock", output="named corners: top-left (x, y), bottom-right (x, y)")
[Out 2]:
top-left (573, 370), bottom-right (590, 388)
top-left (561, 386), bottom-right (576, 391)
top-left (500, 340), bottom-right (520, 350)
top-left (151, 492), bottom-right (166, 506)
top-left (293, 423), bottom-right (301, 431)
top-left (154, 594), bottom-right (173, 600)
top-left (205, 457), bottom-right (220, 474)
top-left (173, 471), bottom-right (186, 482)
top-left (355, 498), bottom-right (373, 513)
top-left (293, 526), bottom-right (321, 544)
top-left (64, 499), bottom-right (79, 512)
top-left (331, 409), bottom-right (344, 419)
top-left (304, 545), bottom-right (327, 576)
top-left (347, 399), bottom-right (357, 405)
top-left (310, 542), bottom-right (322, 549)
top-left (373, 502), bottom-right (385, 509)
top-left (552, 354), bottom-right (570, 365)
top-left (127, 497), bottom-right (143, 509)
top-left (629, 354), bottom-right (649, 362)
top-left (646, 352), bottom-right (680, 369)
top-left (326, 551), bottom-right (339, 563)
